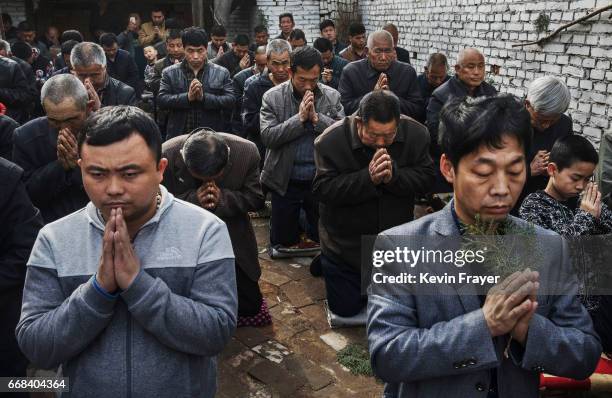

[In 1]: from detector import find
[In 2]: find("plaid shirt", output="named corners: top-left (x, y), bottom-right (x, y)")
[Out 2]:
top-left (181, 60), bottom-right (205, 133)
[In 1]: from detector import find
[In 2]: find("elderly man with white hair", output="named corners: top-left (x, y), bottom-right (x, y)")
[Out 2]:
top-left (12, 74), bottom-right (95, 223)
top-left (338, 30), bottom-right (424, 120)
top-left (513, 75), bottom-right (573, 213)
top-left (70, 42), bottom-right (137, 108)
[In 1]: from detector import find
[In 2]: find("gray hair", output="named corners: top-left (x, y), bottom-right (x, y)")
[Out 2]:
top-left (456, 48), bottom-right (483, 66)
top-left (526, 76), bottom-right (570, 116)
top-left (0, 39), bottom-right (10, 54)
top-left (367, 30), bottom-right (393, 49)
top-left (255, 45), bottom-right (267, 56)
top-left (266, 39), bottom-right (291, 58)
top-left (40, 74), bottom-right (89, 110)
top-left (70, 42), bottom-right (107, 68)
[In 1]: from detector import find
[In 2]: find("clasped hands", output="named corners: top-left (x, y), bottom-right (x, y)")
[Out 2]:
top-left (483, 269), bottom-right (540, 346)
top-left (298, 90), bottom-right (319, 124)
top-left (96, 208), bottom-right (141, 293)
top-left (197, 180), bottom-right (220, 210)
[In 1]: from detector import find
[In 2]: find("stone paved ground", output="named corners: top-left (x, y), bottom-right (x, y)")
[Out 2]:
top-left (217, 216), bottom-right (383, 397)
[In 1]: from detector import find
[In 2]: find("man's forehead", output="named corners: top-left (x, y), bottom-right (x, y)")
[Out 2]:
top-left (270, 52), bottom-right (289, 61)
top-left (81, 134), bottom-right (155, 162)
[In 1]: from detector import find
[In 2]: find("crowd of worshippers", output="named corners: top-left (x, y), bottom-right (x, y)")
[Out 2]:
top-left (1, 8), bottom-right (612, 398)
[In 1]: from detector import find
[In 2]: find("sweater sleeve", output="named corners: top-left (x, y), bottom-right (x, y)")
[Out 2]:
top-left (120, 220), bottom-right (237, 356)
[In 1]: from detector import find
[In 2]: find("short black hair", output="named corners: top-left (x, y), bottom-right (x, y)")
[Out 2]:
top-left (254, 25), bottom-right (268, 34)
top-left (313, 37), bottom-right (333, 54)
top-left (550, 134), bottom-right (597, 171)
top-left (61, 30), bottom-right (84, 44)
top-left (358, 90), bottom-right (400, 124)
top-left (439, 94), bottom-right (532, 168)
top-left (166, 28), bottom-right (182, 42)
top-left (2, 13), bottom-right (12, 25)
top-left (319, 19), bottom-right (335, 32)
top-left (99, 33), bottom-right (118, 47)
top-left (290, 45), bottom-right (322, 73)
top-left (79, 106), bottom-right (162, 163)
top-left (181, 27), bottom-right (208, 48)
top-left (11, 41), bottom-right (32, 61)
top-left (348, 22), bottom-right (366, 37)
top-left (151, 6), bottom-right (165, 14)
top-left (164, 18), bottom-right (181, 30)
top-left (210, 24), bottom-right (227, 37)
top-left (279, 12), bottom-right (294, 24)
top-left (289, 29), bottom-right (306, 43)
top-left (233, 34), bottom-right (250, 47)
top-left (61, 40), bottom-right (79, 56)
top-left (17, 21), bottom-right (34, 32)
top-left (182, 130), bottom-right (229, 178)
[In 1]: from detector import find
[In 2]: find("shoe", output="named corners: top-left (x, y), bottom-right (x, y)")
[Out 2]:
top-left (309, 254), bottom-right (322, 277)
top-left (237, 299), bottom-right (272, 327)
top-left (324, 300), bottom-right (367, 328)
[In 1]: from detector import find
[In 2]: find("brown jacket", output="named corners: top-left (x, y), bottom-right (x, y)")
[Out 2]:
top-left (139, 22), bottom-right (167, 46)
top-left (161, 133), bottom-right (264, 281)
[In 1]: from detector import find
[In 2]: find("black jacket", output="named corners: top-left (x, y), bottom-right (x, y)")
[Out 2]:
top-left (395, 46), bottom-right (411, 64)
top-left (0, 114), bottom-right (19, 161)
top-left (241, 72), bottom-right (274, 159)
top-left (313, 115), bottom-right (435, 271)
top-left (158, 61), bottom-right (235, 139)
top-left (0, 57), bottom-right (37, 124)
top-left (0, 158), bottom-right (43, 375)
top-left (427, 76), bottom-right (498, 158)
top-left (214, 50), bottom-right (255, 78)
top-left (12, 117), bottom-right (89, 223)
top-left (145, 56), bottom-right (175, 95)
top-left (106, 48), bottom-right (141, 97)
top-left (338, 59), bottom-right (425, 121)
top-left (100, 76), bottom-right (138, 107)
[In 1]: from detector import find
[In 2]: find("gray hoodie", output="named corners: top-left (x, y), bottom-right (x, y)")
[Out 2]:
top-left (17, 185), bottom-right (237, 397)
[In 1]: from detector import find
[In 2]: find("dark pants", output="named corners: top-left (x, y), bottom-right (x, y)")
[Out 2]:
top-left (321, 254), bottom-right (366, 317)
top-left (236, 263), bottom-right (263, 317)
top-left (270, 180), bottom-right (319, 247)
top-left (0, 288), bottom-right (29, 398)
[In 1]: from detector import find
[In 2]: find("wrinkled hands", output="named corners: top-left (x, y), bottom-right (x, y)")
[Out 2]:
top-left (483, 269), bottom-right (540, 346)
top-left (57, 128), bottom-right (79, 170)
top-left (197, 181), bottom-right (221, 210)
top-left (369, 148), bottom-right (393, 185)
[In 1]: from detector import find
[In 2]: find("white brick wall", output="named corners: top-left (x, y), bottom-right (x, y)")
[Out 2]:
top-left (358, 0), bottom-right (612, 143)
top-left (256, 0), bottom-right (322, 43)
top-left (255, 0), bottom-right (612, 143)
top-left (0, 0), bottom-right (26, 26)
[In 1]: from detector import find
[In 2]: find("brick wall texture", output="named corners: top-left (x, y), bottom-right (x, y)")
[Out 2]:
top-left (257, 0), bottom-right (612, 143)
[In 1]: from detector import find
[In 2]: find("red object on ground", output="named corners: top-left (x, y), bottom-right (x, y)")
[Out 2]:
top-left (0, 102), bottom-right (6, 115)
top-left (540, 357), bottom-right (612, 391)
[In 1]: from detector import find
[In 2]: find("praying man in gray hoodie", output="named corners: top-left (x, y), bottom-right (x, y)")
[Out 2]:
top-left (17, 105), bottom-right (237, 398)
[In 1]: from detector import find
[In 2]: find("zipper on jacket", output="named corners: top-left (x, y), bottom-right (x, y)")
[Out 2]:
top-left (126, 312), bottom-right (132, 398)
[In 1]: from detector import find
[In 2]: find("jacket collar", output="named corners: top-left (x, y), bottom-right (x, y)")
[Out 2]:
top-left (86, 185), bottom-right (174, 232)
top-left (431, 201), bottom-right (462, 236)
top-left (366, 59), bottom-right (397, 79)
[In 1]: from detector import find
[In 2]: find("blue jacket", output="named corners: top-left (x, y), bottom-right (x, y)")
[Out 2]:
top-left (17, 186), bottom-right (237, 397)
top-left (367, 203), bottom-right (601, 398)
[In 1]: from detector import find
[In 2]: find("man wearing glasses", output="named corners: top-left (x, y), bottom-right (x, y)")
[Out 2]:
top-left (426, 47), bottom-right (497, 193)
top-left (313, 90), bottom-right (434, 321)
top-left (161, 129), bottom-right (271, 326)
top-left (338, 30), bottom-right (424, 120)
